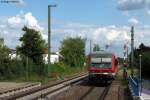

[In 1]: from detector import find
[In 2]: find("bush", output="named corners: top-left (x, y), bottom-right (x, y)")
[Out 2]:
top-left (142, 52), bottom-right (150, 78)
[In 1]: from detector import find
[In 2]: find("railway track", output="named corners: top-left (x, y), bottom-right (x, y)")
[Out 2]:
top-left (0, 83), bottom-right (41, 98)
top-left (99, 84), bottom-right (111, 100)
top-left (49, 78), bottom-right (112, 100)
top-left (78, 82), bottom-right (111, 100)
top-left (0, 73), bottom-right (87, 100)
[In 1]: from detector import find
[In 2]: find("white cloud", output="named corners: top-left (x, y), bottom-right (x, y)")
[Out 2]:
top-left (24, 12), bottom-right (43, 30)
top-left (128, 18), bottom-right (139, 25)
top-left (123, 10), bottom-right (129, 16)
top-left (107, 30), bottom-right (120, 42)
top-left (117, 0), bottom-right (146, 11)
top-left (56, 24), bottom-right (130, 47)
top-left (52, 22), bottom-right (150, 56)
top-left (117, 0), bottom-right (150, 16)
top-left (1, 16), bottom-right (150, 56)
top-left (108, 25), bottom-right (117, 28)
top-left (0, 25), bottom-right (6, 29)
top-left (7, 12), bottom-right (43, 31)
top-left (0, 12), bottom-right (43, 49)
top-left (147, 10), bottom-right (150, 15)
top-left (18, 0), bottom-right (25, 5)
top-left (7, 15), bottom-right (23, 28)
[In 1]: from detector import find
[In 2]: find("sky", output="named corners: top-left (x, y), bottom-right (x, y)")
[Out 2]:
top-left (0, 0), bottom-right (150, 57)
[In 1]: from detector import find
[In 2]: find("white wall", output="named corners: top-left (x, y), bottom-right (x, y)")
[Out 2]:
top-left (43, 54), bottom-right (59, 64)
top-left (9, 53), bottom-right (21, 60)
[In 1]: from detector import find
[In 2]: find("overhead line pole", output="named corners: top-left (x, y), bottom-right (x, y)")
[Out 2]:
top-left (90, 40), bottom-right (92, 54)
top-left (131, 26), bottom-right (134, 76)
top-left (48, 5), bottom-right (56, 76)
top-left (139, 54), bottom-right (142, 96)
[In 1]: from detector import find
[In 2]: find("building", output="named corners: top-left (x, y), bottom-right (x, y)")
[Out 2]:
top-left (9, 49), bottom-right (21, 60)
top-left (9, 48), bottom-right (63, 64)
top-left (43, 52), bottom-right (60, 64)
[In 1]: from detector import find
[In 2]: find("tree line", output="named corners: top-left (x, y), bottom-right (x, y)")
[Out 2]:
top-left (131, 43), bottom-right (150, 78)
top-left (0, 26), bottom-right (86, 81)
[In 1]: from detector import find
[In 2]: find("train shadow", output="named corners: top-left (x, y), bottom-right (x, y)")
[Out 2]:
top-left (79, 77), bottom-right (111, 87)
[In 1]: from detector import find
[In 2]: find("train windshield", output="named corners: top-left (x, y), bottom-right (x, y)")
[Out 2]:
top-left (91, 62), bottom-right (111, 68)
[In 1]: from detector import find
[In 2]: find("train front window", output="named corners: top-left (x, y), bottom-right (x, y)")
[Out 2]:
top-left (91, 63), bottom-right (111, 68)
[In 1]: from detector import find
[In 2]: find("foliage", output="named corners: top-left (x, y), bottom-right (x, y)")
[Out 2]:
top-left (17, 26), bottom-right (47, 76)
top-left (0, 37), bottom-right (11, 79)
top-left (93, 44), bottom-right (100, 52)
top-left (0, 29), bottom-right (87, 82)
top-left (131, 43), bottom-right (150, 78)
top-left (0, 26), bottom-right (48, 81)
top-left (141, 51), bottom-right (150, 78)
top-left (117, 57), bottom-right (124, 64)
top-left (50, 63), bottom-right (84, 79)
top-left (17, 26), bottom-right (46, 65)
top-left (60, 37), bottom-right (85, 67)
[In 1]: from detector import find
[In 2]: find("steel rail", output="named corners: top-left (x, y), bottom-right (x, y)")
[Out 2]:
top-left (1, 73), bottom-right (87, 100)
top-left (98, 85), bottom-right (111, 100)
top-left (0, 83), bottom-right (41, 97)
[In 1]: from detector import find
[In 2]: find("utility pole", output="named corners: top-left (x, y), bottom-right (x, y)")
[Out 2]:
top-left (90, 40), bottom-right (92, 54)
top-left (127, 46), bottom-right (129, 66)
top-left (139, 54), bottom-right (142, 96)
top-left (131, 26), bottom-right (134, 76)
top-left (48, 5), bottom-right (56, 76)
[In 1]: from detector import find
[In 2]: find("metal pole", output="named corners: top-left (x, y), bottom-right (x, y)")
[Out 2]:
top-left (90, 40), bottom-right (92, 54)
top-left (26, 56), bottom-right (28, 80)
top-left (131, 26), bottom-right (134, 76)
top-left (139, 54), bottom-right (142, 96)
top-left (48, 5), bottom-right (50, 76)
top-left (127, 46), bottom-right (129, 67)
top-left (48, 5), bottom-right (56, 76)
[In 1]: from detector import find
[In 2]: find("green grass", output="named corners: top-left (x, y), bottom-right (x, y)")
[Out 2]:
top-left (116, 65), bottom-right (128, 86)
top-left (0, 63), bottom-right (86, 84)
top-left (115, 66), bottom-right (140, 86)
top-left (50, 63), bottom-right (86, 79)
top-left (126, 67), bottom-right (139, 76)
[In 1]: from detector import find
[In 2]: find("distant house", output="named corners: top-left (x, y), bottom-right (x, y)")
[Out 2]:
top-left (43, 48), bottom-right (63, 64)
top-left (9, 49), bottom-right (20, 60)
top-left (9, 48), bottom-right (63, 64)
top-left (43, 52), bottom-right (63, 64)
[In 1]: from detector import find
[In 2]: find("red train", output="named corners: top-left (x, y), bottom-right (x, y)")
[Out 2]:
top-left (88, 51), bottom-right (118, 82)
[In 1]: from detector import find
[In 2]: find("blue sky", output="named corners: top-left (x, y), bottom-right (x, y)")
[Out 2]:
top-left (0, 0), bottom-right (137, 24)
top-left (0, 0), bottom-right (150, 57)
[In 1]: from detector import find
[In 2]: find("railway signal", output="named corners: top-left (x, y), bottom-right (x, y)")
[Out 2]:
top-left (123, 43), bottom-right (128, 78)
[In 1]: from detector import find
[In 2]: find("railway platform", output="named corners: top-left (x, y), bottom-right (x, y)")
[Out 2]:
top-left (128, 76), bottom-right (150, 100)
top-left (140, 88), bottom-right (150, 100)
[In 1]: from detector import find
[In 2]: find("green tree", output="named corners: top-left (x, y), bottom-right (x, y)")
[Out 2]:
top-left (142, 51), bottom-right (150, 78)
top-left (93, 44), bottom-right (100, 52)
top-left (132, 43), bottom-right (150, 78)
top-left (60, 37), bottom-right (85, 67)
top-left (17, 26), bottom-right (47, 76)
top-left (0, 37), bottom-right (11, 79)
top-left (18, 26), bottom-right (46, 65)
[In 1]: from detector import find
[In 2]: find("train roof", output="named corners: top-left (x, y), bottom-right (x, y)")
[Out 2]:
top-left (90, 51), bottom-right (114, 57)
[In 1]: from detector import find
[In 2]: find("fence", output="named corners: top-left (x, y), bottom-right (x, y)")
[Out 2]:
top-left (128, 76), bottom-right (140, 99)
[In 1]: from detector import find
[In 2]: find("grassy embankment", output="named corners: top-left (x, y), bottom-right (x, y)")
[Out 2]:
top-left (37, 63), bottom-right (87, 84)
top-left (1, 63), bottom-right (87, 84)
top-left (116, 65), bottom-right (128, 85)
top-left (116, 64), bottom-right (139, 85)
